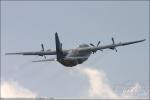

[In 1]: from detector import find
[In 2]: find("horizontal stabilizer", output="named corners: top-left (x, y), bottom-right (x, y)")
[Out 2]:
top-left (32, 58), bottom-right (56, 62)
top-left (63, 56), bottom-right (88, 60)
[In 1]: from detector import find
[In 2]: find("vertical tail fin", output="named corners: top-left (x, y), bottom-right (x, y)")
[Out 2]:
top-left (55, 32), bottom-right (63, 60)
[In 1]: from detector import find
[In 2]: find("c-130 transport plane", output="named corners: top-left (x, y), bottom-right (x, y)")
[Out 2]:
top-left (6, 32), bottom-right (145, 67)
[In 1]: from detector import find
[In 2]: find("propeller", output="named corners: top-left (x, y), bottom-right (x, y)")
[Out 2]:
top-left (111, 37), bottom-right (117, 52)
top-left (41, 43), bottom-right (46, 59)
top-left (41, 44), bottom-right (44, 51)
top-left (90, 43), bottom-right (95, 47)
top-left (90, 41), bottom-right (103, 54)
top-left (115, 48), bottom-right (117, 52)
top-left (97, 41), bottom-right (100, 47)
top-left (112, 37), bottom-right (115, 44)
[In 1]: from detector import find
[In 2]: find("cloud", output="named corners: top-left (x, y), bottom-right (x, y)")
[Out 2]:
top-left (77, 66), bottom-right (149, 99)
top-left (1, 67), bottom-right (148, 99)
top-left (122, 83), bottom-right (141, 98)
top-left (121, 82), bottom-right (149, 99)
top-left (1, 80), bottom-right (37, 98)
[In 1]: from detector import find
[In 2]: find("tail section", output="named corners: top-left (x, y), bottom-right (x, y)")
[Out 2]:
top-left (55, 32), bottom-right (63, 60)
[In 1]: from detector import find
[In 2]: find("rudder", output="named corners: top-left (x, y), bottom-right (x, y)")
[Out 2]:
top-left (55, 32), bottom-right (63, 60)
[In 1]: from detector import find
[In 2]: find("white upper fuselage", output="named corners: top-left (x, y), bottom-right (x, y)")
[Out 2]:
top-left (58, 44), bottom-right (92, 67)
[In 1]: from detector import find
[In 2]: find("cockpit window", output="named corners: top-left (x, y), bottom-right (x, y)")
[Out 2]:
top-left (78, 44), bottom-right (89, 48)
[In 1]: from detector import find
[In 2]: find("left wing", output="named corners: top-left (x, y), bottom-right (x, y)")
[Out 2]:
top-left (5, 50), bottom-right (57, 56)
top-left (74, 39), bottom-right (146, 52)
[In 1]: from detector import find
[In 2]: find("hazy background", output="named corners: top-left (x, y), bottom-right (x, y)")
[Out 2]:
top-left (1, 1), bottom-right (149, 98)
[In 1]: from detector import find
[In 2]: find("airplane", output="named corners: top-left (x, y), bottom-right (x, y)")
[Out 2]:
top-left (6, 32), bottom-right (146, 67)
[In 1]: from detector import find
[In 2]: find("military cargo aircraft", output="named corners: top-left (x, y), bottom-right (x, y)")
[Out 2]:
top-left (6, 32), bottom-right (145, 67)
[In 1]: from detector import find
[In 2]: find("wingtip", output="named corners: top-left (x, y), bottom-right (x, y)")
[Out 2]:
top-left (5, 53), bottom-right (19, 55)
top-left (5, 53), bottom-right (11, 55)
top-left (141, 39), bottom-right (146, 42)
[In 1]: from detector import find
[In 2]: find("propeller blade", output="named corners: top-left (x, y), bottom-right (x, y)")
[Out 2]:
top-left (41, 44), bottom-right (46, 59)
top-left (92, 51), bottom-right (95, 54)
top-left (97, 41), bottom-right (100, 47)
top-left (112, 37), bottom-right (115, 44)
top-left (115, 48), bottom-right (117, 52)
top-left (41, 44), bottom-right (44, 51)
top-left (90, 43), bottom-right (95, 47)
top-left (90, 41), bottom-right (102, 53)
top-left (44, 55), bottom-right (46, 59)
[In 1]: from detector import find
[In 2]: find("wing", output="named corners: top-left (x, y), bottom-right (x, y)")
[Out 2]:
top-left (6, 50), bottom-right (57, 56)
top-left (5, 39), bottom-right (145, 56)
top-left (75, 39), bottom-right (146, 52)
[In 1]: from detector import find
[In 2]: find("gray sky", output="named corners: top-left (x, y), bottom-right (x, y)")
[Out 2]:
top-left (1, 1), bottom-right (149, 98)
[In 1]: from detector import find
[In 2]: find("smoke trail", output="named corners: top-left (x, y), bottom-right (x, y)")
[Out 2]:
top-left (77, 66), bottom-right (120, 99)
top-left (77, 66), bottom-right (149, 99)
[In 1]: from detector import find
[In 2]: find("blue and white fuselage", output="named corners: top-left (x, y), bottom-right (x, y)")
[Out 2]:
top-left (58, 44), bottom-right (91, 67)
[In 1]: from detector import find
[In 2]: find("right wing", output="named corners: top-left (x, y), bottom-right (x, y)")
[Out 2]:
top-left (74, 39), bottom-right (146, 52)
